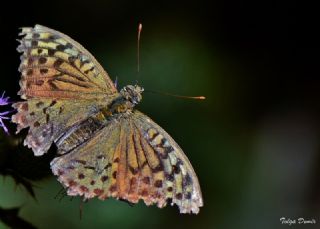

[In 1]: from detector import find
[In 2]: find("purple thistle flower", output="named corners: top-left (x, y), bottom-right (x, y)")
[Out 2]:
top-left (0, 91), bottom-right (11, 134)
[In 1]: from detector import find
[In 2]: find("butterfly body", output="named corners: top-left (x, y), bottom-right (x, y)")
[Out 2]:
top-left (105, 85), bottom-right (144, 117)
top-left (56, 85), bottom-right (143, 154)
top-left (12, 25), bottom-right (203, 214)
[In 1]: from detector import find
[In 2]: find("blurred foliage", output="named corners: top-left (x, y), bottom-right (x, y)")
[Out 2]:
top-left (0, 128), bottom-right (55, 228)
top-left (0, 206), bottom-right (36, 229)
top-left (0, 131), bottom-right (54, 196)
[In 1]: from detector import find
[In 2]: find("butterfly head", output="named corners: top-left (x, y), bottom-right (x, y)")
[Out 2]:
top-left (120, 85), bottom-right (144, 105)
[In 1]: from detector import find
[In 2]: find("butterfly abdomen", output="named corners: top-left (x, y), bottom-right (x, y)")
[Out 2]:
top-left (55, 112), bottom-right (107, 154)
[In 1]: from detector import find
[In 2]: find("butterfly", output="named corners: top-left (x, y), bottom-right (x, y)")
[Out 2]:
top-left (12, 25), bottom-right (203, 214)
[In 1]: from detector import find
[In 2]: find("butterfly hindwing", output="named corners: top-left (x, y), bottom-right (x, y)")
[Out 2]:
top-left (12, 99), bottom-right (105, 156)
top-left (50, 117), bottom-right (122, 199)
top-left (50, 111), bottom-right (203, 214)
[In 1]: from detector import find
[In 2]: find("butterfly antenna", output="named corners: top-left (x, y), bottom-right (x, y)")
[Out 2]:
top-left (137, 23), bottom-right (143, 80)
top-left (119, 198), bottom-right (135, 207)
top-left (145, 89), bottom-right (206, 100)
top-left (136, 24), bottom-right (204, 101)
top-left (79, 198), bottom-right (88, 220)
top-left (54, 188), bottom-right (68, 202)
top-left (54, 188), bottom-right (64, 200)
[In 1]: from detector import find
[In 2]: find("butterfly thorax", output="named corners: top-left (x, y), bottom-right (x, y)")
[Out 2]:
top-left (104, 85), bottom-right (144, 117)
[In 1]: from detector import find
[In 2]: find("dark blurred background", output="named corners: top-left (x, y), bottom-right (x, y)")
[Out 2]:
top-left (0, 0), bottom-right (318, 229)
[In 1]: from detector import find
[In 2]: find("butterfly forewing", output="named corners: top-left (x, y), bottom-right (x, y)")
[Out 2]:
top-left (133, 111), bottom-right (203, 213)
top-left (51, 111), bottom-right (203, 214)
top-left (17, 24), bottom-right (117, 99)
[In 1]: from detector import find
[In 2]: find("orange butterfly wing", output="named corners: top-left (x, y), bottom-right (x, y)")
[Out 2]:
top-left (12, 25), bottom-right (118, 155)
top-left (17, 24), bottom-right (117, 99)
top-left (51, 111), bottom-right (203, 214)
